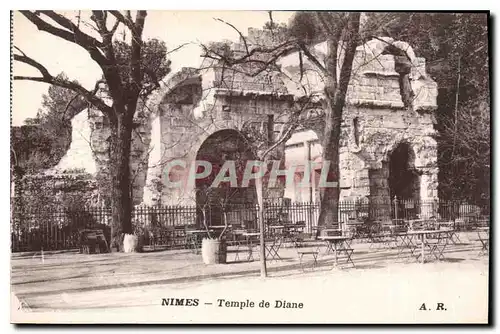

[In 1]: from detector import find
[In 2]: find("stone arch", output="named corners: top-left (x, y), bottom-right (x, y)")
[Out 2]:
top-left (385, 139), bottom-right (417, 166)
top-left (383, 136), bottom-right (439, 218)
top-left (190, 119), bottom-right (253, 158)
top-left (145, 67), bottom-right (204, 115)
top-left (150, 119), bottom-right (253, 207)
top-left (378, 134), bottom-right (438, 171)
top-left (194, 128), bottom-right (258, 228)
top-left (365, 134), bottom-right (420, 220)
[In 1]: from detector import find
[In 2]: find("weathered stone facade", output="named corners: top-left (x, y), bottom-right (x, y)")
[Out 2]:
top-left (336, 39), bottom-right (439, 219)
top-left (142, 68), bottom-right (294, 206)
top-left (56, 34), bottom-right (439, 221)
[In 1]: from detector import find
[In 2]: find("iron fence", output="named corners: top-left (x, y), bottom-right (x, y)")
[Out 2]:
top-left (10, 199), bottom-right (490, 252)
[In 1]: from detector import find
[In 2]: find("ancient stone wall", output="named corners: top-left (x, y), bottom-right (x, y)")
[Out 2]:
top-left (148, 84), bottom-right (293, 206)
top-left (52, 35), bottom-right (439, 221)
top-left (141, 37), bottom-right (439, 219)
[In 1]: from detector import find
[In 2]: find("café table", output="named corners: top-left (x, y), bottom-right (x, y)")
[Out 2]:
top-left (404, 230), bottom-right (449, 263)
top-left (405, 219), bottom-right (426, 230)
top-left (209, 225), bottom-right (231, 238)
top-left (284, 223), bottom-right (306, 233)
top-left (317, 235), bottom-right (354, 267)
top-left (475, 219), bottom-right (490, 228)
top-left (437, 221), bottom-right (455, 230)
top-left (370, 222), bottom-right (399, 249)
top-left (268, 225), bottom-right (285, 235)
top-left (270, 224), bottom-right (300, 247)
top-left (315, 227), bottom-right (343, 235)
top-left (209, 225), bottom-right (229, 229)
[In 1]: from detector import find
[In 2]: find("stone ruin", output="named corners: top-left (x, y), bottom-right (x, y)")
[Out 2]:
top-left (55, 30), bottom-right (439, 221)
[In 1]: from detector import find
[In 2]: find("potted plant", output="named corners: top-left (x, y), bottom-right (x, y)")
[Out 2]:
top-left (199, 189), bottom-right (234, 265)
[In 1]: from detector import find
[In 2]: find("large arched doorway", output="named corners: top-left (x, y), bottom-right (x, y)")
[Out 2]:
top-left (195, 129), bottom-right (257, 228)
top-left (388, 142), bottom-right (421, 217)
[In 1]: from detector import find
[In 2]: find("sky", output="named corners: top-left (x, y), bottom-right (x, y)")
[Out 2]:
top-left (11, 10), bottom-right (294, 125)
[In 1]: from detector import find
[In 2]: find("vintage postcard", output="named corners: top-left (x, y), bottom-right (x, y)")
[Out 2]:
top-left (10, 10), bottom-right (490, 324)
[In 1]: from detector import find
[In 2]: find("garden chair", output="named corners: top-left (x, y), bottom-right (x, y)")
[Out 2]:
top-left (344, 218), bottom-right (359, 239)
top-left (475, 218), bottom-right (489, 229)
top-left (476, 229), bottom-right (489, 256)
top-left (375, 220), bottom-right (397, 248)
top-left (264, 232), bottom-right (282, 262)
top-left (184, 224), bottom-right (201, 253)
top-left (425, 232), bottom-right (448, 261)
top-left (78, 229), bottom-right (109, 254)
top-left (454, 218), bottom-right (466, 231)
top-left (294, 232), bottom-right (320, 272)
top-left (225, 228), bottom-right (245, 262)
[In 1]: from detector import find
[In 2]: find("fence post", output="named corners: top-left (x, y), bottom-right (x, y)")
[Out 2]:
top-left (308, 201), bottom-right (314, 234)
top-left (393, 196), bottom-right (399, 221)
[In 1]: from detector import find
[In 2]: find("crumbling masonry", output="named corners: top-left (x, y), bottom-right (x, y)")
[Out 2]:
top-left (68, 33), bottom-right (438, 221)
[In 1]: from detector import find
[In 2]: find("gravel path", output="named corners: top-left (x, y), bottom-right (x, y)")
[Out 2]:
top-left (11, 232), bottom-right (489, 323)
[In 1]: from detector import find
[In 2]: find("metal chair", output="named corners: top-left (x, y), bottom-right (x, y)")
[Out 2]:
top-left (454, 218), bottom-right (466, 231)
top-left (264, 233), bottom-right (282, 262)
top-left (225, 229), bottom-right (244, 262)
top-left (426, 232), bottom-right (448, 261)
top-left (476, 229), bottom-right (489, 256)
top-left (78, 229), bottom-right (109, 254)
top-left (294, 233), bottom-right (319, 272)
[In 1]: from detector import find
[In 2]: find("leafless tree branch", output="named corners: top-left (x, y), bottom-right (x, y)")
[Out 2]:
top-left (215, 18), bottom-right (250, 55)
top-left (13, 51), bottom-right (112, 115)
top-left (298, 43), bottom-right (328, 76)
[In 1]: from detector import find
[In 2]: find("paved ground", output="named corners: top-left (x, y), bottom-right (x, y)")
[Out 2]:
top-left (11, 232), bottom-right (489, 323)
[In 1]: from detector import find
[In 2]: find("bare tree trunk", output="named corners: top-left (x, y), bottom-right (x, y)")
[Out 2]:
top-left (317, 13), bottom-right (360, 230)
top-left (255, 172), bottom-right (267, 278)
top-left (451, 55), bottom-right (461, 157)
top-left (109, 113), bottom-right (134, 251)
top-left (317, 92), bottom-right (341, 227)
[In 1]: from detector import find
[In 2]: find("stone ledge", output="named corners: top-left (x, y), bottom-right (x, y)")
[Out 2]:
top-left (348, 99), bottom-right (405, 109)
top-left (362, 71), bottom-right (400, 79)
top-left (415, 105), bottom-right (438, 112)
top-left (213, 88), bottom-right (296, 101)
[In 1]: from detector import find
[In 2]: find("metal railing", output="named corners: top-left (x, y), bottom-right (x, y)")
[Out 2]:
top-left (10, 199), bottom-right (490, 252)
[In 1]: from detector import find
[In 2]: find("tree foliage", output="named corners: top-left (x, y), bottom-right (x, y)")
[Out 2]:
top-left (12, 73), bottom-right (86, 174)
top-left (14, 10), bottom-right (172, 251)
top-left (112, 38), bottom-right (171, 99)
top-left (438, 95), bottom-right (490, 203)
top-left (375, 13), bottom-right (490, 202)
top-left (293, 12), bottom-right (490, 203)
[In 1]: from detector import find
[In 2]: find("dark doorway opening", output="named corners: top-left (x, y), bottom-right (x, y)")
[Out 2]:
top-left (195, 129), bottom-right (257, 228)
top-left (388, 142), bottom-right (421, 218)
top-left (388, 142), bottom-right (420, 201)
